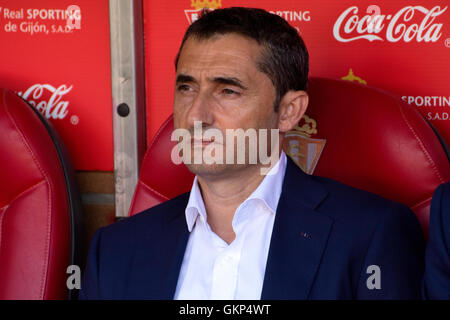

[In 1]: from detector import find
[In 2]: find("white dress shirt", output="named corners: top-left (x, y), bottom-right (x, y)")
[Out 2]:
top-left (174, 151), bottom-right (287, 300)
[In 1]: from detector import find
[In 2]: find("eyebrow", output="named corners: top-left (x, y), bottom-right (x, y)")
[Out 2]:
top-left (175, 74), bottom-right (195, 85)
top-left (175, 74), bottom-right (248, 90)
top-left (212, 76), bottom-right (248, 90)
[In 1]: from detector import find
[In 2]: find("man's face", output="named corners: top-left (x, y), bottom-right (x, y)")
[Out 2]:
top-left (173, 33), bottom-right (279, 178)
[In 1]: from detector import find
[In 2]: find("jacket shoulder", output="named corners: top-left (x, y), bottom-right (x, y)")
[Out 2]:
top-left (99, 192), bottom-right (190, 243)
top-left (310, 174), bottom-right (418, 225)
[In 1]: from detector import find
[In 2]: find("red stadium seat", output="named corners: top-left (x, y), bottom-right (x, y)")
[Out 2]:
top-left (0, 89), bottom-right (83, 299)
top-left (128, 77), bottom-right (450, 238)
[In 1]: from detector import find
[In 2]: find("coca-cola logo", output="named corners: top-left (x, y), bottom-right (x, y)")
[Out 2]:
top-left (17, 84), bottom-right (72, 120)
top-left (333, 5), bottom-right (447, 43)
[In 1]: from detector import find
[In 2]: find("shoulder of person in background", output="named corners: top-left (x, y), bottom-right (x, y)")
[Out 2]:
top-left (423, 181), bottom-right (450, 300)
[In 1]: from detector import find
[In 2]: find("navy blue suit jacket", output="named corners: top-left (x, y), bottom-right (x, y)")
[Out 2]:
top-left (423, 182), bottom-right (450, 299)
top-left (80, 158), bottom-right (425, 299)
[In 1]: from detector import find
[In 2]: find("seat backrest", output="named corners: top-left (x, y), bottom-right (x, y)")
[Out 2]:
top-left (129, 78), bottom-right (450, 238)
top-left (0, 89), bottom-right (82, 300)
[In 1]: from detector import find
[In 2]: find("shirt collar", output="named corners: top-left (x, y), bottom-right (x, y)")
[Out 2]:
top-left (185, 175), bottom-right (207, 232)
top-left (185, 151), bottom-right (287, 232)
top-left (246, 150), bottom-right (287, 213)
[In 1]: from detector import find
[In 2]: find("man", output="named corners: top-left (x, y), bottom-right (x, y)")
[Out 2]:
top-left (80, 7), bottom-right (424, 299)
top-left (423, 182), bottom-right (450, 299)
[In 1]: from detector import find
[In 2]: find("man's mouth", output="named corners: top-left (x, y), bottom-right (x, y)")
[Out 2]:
top-left (191, 137), bottom-right (216, 147)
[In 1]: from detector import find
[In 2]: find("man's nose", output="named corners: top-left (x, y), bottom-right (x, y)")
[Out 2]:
top-left (186, 90), bottom-right (214, 129)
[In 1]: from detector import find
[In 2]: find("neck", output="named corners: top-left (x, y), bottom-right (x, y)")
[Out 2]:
top-left (197, 159), bottom-right (280, 244)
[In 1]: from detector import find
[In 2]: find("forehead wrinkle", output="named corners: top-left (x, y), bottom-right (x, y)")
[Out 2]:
top-left (177, 36), bottom-right (265, 86)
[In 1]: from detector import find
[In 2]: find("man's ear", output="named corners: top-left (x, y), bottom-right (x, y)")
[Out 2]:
top-left (278, 90), bottom-right (309, 133)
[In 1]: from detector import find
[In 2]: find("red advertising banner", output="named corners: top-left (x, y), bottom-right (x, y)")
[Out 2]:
top-left (143, 0), bottom-right (450, 148)
top-left (1, 1), bottom-right (447, 171)
top-left (0, 0), bottom-right (113, 171)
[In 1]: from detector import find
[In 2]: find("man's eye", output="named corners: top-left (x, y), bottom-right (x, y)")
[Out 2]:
top-left (177, 84), bottom-right (192, 92)
top-left (222, 88), bottom-right (240, 96)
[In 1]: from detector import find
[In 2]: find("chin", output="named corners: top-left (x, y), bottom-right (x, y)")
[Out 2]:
top-left (184, 162), bottom-right (229, 177)
top-left (185, 162), bottom-right (257, 179)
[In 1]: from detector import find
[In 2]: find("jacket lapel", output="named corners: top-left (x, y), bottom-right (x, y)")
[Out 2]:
top-left (131, 194), bottom-right (190, 299)
top-left (261, 158), bottom-right (334, 299)
top-left (160, 206), bottom-right (191, 299)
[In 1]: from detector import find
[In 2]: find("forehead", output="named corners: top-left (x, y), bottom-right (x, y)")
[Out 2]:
top-left (176, 33), bottom-right (265, 80)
